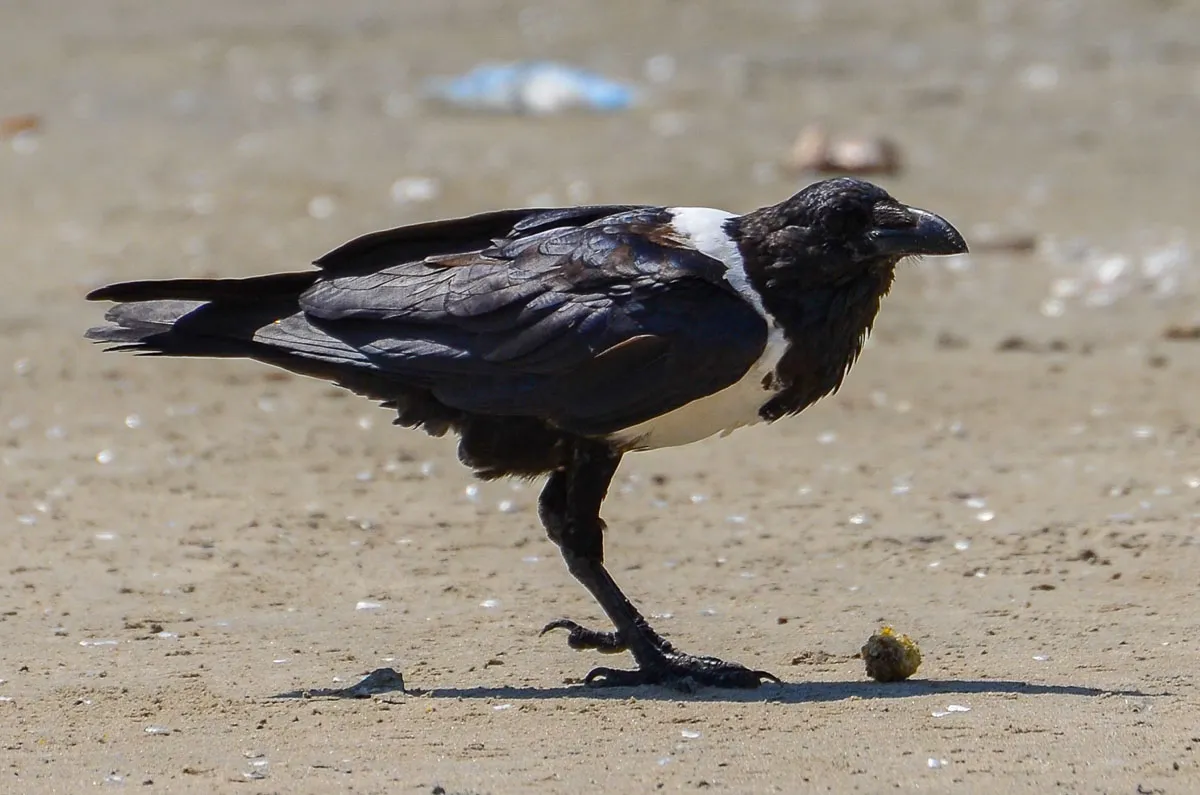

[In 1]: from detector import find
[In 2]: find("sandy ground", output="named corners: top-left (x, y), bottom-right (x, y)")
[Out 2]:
top-left (3, 1), bottom-right (1200, 792)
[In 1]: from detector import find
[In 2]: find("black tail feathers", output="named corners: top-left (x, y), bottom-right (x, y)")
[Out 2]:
top-left (85, 300), bottom-right (208, 349)
top-left (85, 271), bottom-right (317, 356)
top-left (85, 272), bottom-right (315, 304)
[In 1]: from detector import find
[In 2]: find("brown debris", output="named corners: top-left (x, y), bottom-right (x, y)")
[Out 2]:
top-left (936, 330), bottom-right (970, 350)
top-left (0, 113), bottom-right (41, 139)
top-left (1163, 324), bottom-right (1200, 341)
top-left (996, 336), bottom-right (1070, 354)
top-left (786, 124), bottom-right (901, 176)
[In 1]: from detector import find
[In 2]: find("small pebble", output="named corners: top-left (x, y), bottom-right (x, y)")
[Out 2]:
top-left (390, 176), bottom-right (440, 204)
top-left (1021, 63), bottom-right (1059, 91)
top-left (932, 704), bottom-right (971, 717)
top-left (307, 195), bottom-right (336, 220)
top-left (188, 193), bottom-right (216, 215)
top-left (382, 91), bottom-right (415, 118)
top-left (289, 73), bottom-right (327, 104)
top-left (11, 131), bottom-right (39, 155)
top-left (644, 54), bottom-right (676, 83)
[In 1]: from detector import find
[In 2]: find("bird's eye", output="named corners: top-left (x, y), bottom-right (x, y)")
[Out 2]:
top-left (871, 203), bottom-right (916, 230)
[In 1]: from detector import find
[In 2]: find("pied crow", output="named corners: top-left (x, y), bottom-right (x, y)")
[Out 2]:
top-left (87, 177), bottom-right (967, 689)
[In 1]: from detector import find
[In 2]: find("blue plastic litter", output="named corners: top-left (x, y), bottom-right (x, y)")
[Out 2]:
top-left (424, 61), bottom-right (639, 115)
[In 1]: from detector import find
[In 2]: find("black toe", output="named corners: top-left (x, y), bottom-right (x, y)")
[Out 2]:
top-left (541, 618), bottom-right (627, 653)
top-left (582, 654), bottom-right (779, 691)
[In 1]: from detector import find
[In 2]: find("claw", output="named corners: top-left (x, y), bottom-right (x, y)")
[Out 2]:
top-left (583, 666), bottom-right (646, 688)
top-left (540, 618), bottom-right (627, 653)
top-left (539, 618), bottom-right (577, 637)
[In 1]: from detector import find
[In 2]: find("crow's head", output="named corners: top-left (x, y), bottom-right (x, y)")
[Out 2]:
top-left (733, 177), bottom-right (967, 290)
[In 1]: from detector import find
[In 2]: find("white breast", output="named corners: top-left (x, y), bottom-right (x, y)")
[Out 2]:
top-left (610, 207), bottom-right (787, 451)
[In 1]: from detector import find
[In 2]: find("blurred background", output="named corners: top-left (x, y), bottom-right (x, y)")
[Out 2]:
top-left (3, 0), bottom-right (1199, 336)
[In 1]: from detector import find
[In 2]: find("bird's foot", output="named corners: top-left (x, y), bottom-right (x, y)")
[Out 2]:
top-left (541, 618), bottom-right (778, 690)
top-left (584, 652), bottom-right (779, 692)
top-left (540, 619), bottom-right (626, 653)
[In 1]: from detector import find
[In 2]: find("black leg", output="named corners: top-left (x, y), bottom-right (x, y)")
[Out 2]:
top-left (539, 440), bottom-right (778, 690)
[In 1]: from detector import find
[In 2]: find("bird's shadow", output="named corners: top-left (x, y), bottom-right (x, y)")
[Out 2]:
top-left (416, 679), bottom-right (1151, 704)
top-left (270, 667), bottom-right (1153, 704)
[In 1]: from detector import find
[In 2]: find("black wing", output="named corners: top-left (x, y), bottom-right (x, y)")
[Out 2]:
top-left (260, 207), bottom-right (768, 437)
top-left (312, 205), bottom-right (647, 273)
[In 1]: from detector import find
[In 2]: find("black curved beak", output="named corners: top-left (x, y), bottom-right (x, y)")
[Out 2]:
top-left (871, 207), bottom-right (969, 257)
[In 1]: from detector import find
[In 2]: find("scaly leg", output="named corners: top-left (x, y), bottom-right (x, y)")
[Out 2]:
top-left (539, 440), bottom-right (778, 690)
